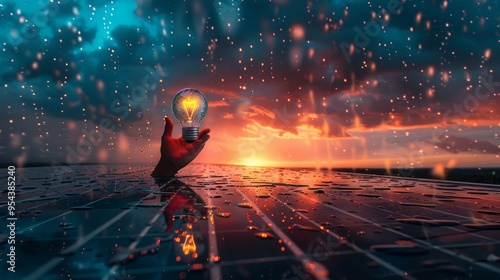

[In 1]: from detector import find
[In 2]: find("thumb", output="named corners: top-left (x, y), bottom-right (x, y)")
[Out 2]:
top-left (162, 116), bottom-right (174, 138)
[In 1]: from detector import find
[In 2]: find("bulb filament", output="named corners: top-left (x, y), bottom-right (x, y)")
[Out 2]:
top-left (182, 234), bottom-right (196, 255)
top-left (182, 97), bottom-right (198, 123)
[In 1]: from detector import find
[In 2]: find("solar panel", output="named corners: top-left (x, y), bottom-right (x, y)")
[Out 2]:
top-left (1, 164), bottom-right (500, 279)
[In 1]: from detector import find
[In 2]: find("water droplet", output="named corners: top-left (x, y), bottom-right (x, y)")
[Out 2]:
top-left (477, 210), bottom-right (500, 216)
top-left (255, 232), bottom-right (274, 239)
top-left (59, 222), bottom-right (77, 230)
top-left (303, 260), bottom-right (329, 278)
top-left (289, 224), bottom-right (319, 231)
top-left (291, 209), bottom-right (309, 213)
top-left (108, 244), bottom-right (159, 265)
top-left (135, 203), bottom-right (163, 208)
top-left (356, 193), bottom-right (381, 198)
top-left (64, 192), bottom-right (79, 196)
top-left (399, 202), bottom-right (436, 207)
top-left (216, 212), bottom-right (231, 218)
top-left (237, 202), bottom-right (252, 209)
top-left (463, 223), bottom-right (500, 230)
top-left (277, 192), bottom-right (292, 196)
top-left (486, 254), bottom-right (499, 263)
top-left (396, 218), bottom-right (460, 227)
top-left (370, 241), bottom-right (428, 255)
top-left (190, 263), bottom-right (205, 271)
top-left (69, 206), bottom-right (93, 211)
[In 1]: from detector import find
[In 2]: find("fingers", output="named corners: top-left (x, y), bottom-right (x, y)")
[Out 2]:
top-left (162, 116), bottom-right (174, 138)
top-left (197, 133), bottom-right (210, 144)
top-left (165, 214), bottom-right (174, 232)
top-left (191, 128), bottom-right (210, 152)
top-left (191, 134), bottom-right (210, 154)
top-left (198, 128), bottom-right (210, 138)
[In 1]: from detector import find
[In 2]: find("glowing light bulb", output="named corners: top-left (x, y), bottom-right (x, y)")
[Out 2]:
top-left (182, 233), bottom-right (197, 255)
top-left (171, 88), bottom-right (208, 142)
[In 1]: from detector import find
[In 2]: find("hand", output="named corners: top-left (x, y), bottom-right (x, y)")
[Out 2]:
top-left (151, 116), bottom-right (210, 177)
top-left (163, 192), bottom-right (192, 232)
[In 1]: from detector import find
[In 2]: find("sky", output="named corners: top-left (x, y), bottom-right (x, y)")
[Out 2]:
top-left (0, 0), bottom-right (499, 172)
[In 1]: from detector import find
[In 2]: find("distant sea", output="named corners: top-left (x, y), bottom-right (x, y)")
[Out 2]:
top-left (322, 167), bottom-right (499, 185)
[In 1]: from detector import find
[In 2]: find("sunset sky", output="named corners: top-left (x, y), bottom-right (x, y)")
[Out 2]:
top-left (1, 0), bottom-right (499, 170)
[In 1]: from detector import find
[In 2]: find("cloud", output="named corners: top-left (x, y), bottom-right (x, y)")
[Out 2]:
top-left (208, 100), bottom-right (229, 108)
top-left (245, 105), bottom-right (275, 119)
top-left (1, 0), bottom-right (499, 166)
top-left (223, 113), bottom-right (234, 119)
top-left (429, 135), bottom-right (500, 155)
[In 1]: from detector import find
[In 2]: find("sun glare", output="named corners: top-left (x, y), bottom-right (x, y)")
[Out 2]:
top-left (241, 157), bottom-right (270, 167)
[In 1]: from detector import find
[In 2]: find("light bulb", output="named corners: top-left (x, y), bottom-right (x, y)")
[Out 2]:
top-left (171, 88), bottom-right (208, 142)
top-left (182, 233), bottom-right (197, 255)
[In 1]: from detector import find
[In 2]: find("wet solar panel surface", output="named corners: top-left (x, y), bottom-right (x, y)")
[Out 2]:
top-left (1, 164), bottom-right (500, 279)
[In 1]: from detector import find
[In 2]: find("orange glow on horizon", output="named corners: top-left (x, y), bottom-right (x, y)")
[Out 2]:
top-left (238, 157), bottom-right (273, 167)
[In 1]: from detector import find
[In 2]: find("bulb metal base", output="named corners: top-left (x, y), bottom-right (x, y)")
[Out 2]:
top-left (182, 127), bottom-right (199, 142)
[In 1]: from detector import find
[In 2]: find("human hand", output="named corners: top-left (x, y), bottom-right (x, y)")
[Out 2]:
top-left (151, 116), bottom-right (210, 177)
top-left (163, 192), bottom-right (192, 232)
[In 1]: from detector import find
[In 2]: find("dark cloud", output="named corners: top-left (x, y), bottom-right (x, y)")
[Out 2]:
top-left (429, 135), bottom-right (500, 154)
top-left (2, 21), bottom-right (97, 84)
top-left (53, 0), bottom-right (82, 18)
